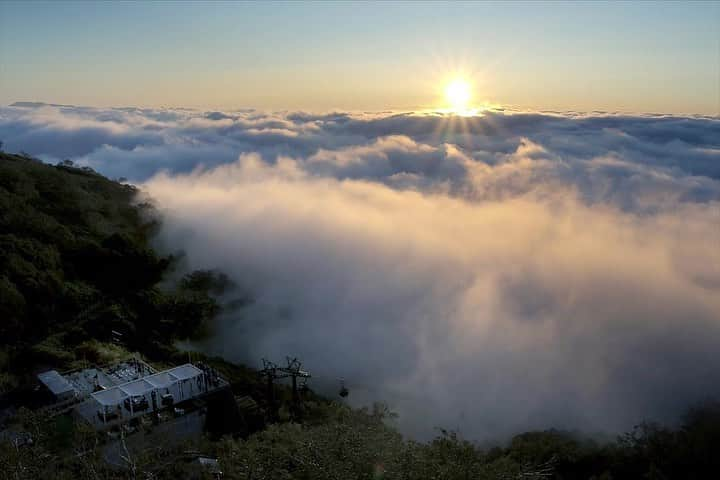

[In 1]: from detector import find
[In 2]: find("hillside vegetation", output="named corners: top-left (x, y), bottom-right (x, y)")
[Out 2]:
top-left (0, 153), bottom-right (226, 391)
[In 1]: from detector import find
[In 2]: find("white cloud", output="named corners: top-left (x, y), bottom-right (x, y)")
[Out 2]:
top-left (4, 103), bottom-right (720, 440)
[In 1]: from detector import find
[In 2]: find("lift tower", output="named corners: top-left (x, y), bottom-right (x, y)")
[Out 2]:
top-left (260, 357), bottom-right (311, 421)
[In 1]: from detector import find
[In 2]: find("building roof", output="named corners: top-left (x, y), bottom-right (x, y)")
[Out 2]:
top-left (145, 371), bottom-right (175, 389)
top-left (37, 370), bottom-right (76, 396)
top-left (92, 386), bottom-right (128, 407)
top-left (119, 379), bottom-right (154, 396)
top-left (167, 364), bottom-right (203, 381)
top-left (89, 363), bottom-right (204, 408)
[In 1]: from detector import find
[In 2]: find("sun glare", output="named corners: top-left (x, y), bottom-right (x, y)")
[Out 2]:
top-left (445, 78), bottom-right (471, 112)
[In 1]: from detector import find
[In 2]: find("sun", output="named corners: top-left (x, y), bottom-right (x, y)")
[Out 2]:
top-left (445, 78), bottom-right (471, 112)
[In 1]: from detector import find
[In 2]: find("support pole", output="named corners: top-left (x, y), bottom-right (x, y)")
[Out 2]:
top-left (291, 375), bottom-right (299, 419)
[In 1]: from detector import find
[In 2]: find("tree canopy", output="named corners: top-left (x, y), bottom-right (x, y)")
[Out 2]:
top-left (0, 153), bottom-right (226, 386)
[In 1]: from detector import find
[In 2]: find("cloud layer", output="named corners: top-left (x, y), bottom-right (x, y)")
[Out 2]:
top-left (3, 103), bottom-right (720, 440)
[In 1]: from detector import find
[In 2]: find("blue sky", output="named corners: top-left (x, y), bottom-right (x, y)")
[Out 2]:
top-left (1, 1), bottom-right (717, 113)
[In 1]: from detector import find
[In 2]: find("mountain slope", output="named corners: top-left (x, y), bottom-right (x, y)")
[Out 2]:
top-left (0, 153), bottom-right (222, 388)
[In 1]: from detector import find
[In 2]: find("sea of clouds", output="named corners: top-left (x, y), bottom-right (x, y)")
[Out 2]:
top-left (2, 103), bottom-right (719, 440)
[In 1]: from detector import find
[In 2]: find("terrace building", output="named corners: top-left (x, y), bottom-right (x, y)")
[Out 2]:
top-left (36, 358), bottom-right (227, 430)
top-left (77, 363), bottom-right (225, 428)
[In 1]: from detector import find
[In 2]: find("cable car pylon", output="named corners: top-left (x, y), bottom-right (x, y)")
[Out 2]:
top-left (260, 357), bottom-right (311, 421)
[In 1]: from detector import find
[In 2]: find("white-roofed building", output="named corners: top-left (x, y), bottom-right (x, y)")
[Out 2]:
top-left (167, 364), bottom-right (203, 381)
top-left (37, 370), bottom-right (77, 402)
top-left (119, 379), bottom-right (154, 397)
top-left (85, 363), bottom-right (210, 427)
top-left (93, 386), bottom-right (128, 407)
top-left (145, 371), bottom-right (175, 389)
top-left (92, 387), bottom-right (128, 423)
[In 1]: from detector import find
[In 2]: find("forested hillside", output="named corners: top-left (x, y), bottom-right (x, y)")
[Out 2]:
top-left (0, 152), bottom-right (225, 392)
